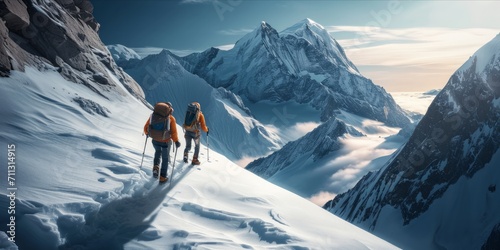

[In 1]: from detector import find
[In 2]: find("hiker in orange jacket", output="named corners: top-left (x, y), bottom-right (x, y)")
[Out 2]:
top-left (183, 102), bottom-right (208, 165)
top-left (144, 102), bottom-right (180, 183)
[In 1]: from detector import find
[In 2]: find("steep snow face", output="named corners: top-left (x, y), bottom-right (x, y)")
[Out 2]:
top-left (122, 50), bottom-right (283, 161)
top-left (327, 34), bottom-right (500, 250)
top-left (0, 66), bottom-right (399, 250)
top-left (179, 19), bottom-right (410, 127)
top-left (458, 33), bottom-right (500, 74)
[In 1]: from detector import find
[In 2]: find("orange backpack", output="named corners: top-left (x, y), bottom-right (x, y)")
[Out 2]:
top-left (149, 102), bottom-right (173, 141)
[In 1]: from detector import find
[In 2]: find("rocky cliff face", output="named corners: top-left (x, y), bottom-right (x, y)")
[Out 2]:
top-left (0, 0), bottom-right (145, 101)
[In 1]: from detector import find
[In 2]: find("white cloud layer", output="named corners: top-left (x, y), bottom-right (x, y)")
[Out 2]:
top-left (179, 0), bottom-right (214, 4)
top-left (215, 44), bottom-right (235, 51)
top-left (309, 191), bottom-right (337, 207)
top-left (218, 28), bottom-right (254, 36)
top-left (329, 26), bottom-right (499, 91)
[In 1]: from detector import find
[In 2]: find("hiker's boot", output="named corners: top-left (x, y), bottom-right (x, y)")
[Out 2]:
top-left (183, 153), bottom-right (188, 163)
top-left (192, 156), bottom-right (201, 165)
top-left (152, 165), bottom-right (159, 178)
top-left (159, 175), bottom-right (168, 184)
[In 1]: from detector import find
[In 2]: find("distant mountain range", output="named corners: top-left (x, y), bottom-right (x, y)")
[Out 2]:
top-left (110, 18), bottom-right (411, 166)
top-left (176, 18), bottom-right (410, 127)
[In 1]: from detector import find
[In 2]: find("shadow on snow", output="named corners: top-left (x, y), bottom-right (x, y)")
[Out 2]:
top-left (59, 163), bottom-right (195, 250)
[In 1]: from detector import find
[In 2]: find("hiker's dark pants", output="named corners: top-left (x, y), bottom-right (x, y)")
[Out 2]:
top-left (184, 131), bottom-right (201, 159)
top-left (152, 140), bottom-right (171, 177)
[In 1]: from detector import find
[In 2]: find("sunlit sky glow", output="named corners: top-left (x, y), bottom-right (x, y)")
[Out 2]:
top-left (93, 0), bottom-right (500, 91)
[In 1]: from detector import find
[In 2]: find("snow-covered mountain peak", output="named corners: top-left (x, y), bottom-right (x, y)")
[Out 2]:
top-left (107, 44), bottom-right (141, 62)
top-left (141, 48), bottom-right (186, 71)
top-left (177, 19), bottom-right (409, 127)
top-left (280, 18), bottom-right (326, 36)
top-left (234, 20), bottom-right (279, 50)
top-left (458, 32), bottom-right (500, 75)
top-left (280, 18), bottom-right (359, 74)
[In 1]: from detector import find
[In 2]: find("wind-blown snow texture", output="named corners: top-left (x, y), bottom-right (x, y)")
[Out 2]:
top-left (0, 1), bottom-right (399, 249)
top-left (326, 34), bottom-right (500, 250)
top-left (178, 18), bottom-right (410, 127)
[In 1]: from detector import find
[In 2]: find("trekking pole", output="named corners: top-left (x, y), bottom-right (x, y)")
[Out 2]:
top-left (169, 145), bottom-right (178, 189)
top-left (140, 135), bottom-right (148, 169)
top-left (206, 131), bottom-right (210, 162)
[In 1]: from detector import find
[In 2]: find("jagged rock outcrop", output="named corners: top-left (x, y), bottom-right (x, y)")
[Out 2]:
top-left (0, 0), bottom-right (145, 101)
top-left (0, 19), bottom-right (12, 76)
top-left (0, 0), bottom-right (30, 31)
top-left (482, 223), bottom-right (500, 250)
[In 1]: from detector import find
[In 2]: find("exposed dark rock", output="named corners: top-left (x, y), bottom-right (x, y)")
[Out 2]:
top-left (482, 224), bottom-right (500, 250)
top-left (0, 0), bottom-right (147, 108)
top-left (0, 0), bottom-right (30, 31)
top-left (0, 19), bottom-right (12, 76)
top-left (92, 73), bottom-right (109, 85)
top-left (73, 97), bottom-right (110, 117)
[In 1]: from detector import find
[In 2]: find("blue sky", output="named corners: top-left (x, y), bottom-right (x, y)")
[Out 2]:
top-left (92, 0), bottom-right (500, 91)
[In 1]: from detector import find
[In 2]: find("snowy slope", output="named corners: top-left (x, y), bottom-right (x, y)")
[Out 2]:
top-left (326, 34), bottom-right (500, 249)
top-left (1, 1), bottom-right (399, 248)
top-left (179, 19), bottom-right (410, 127)
top-left (0, 66), bottom-right (398, 250)
top-left (122, 49), bottom-right (283, 162)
